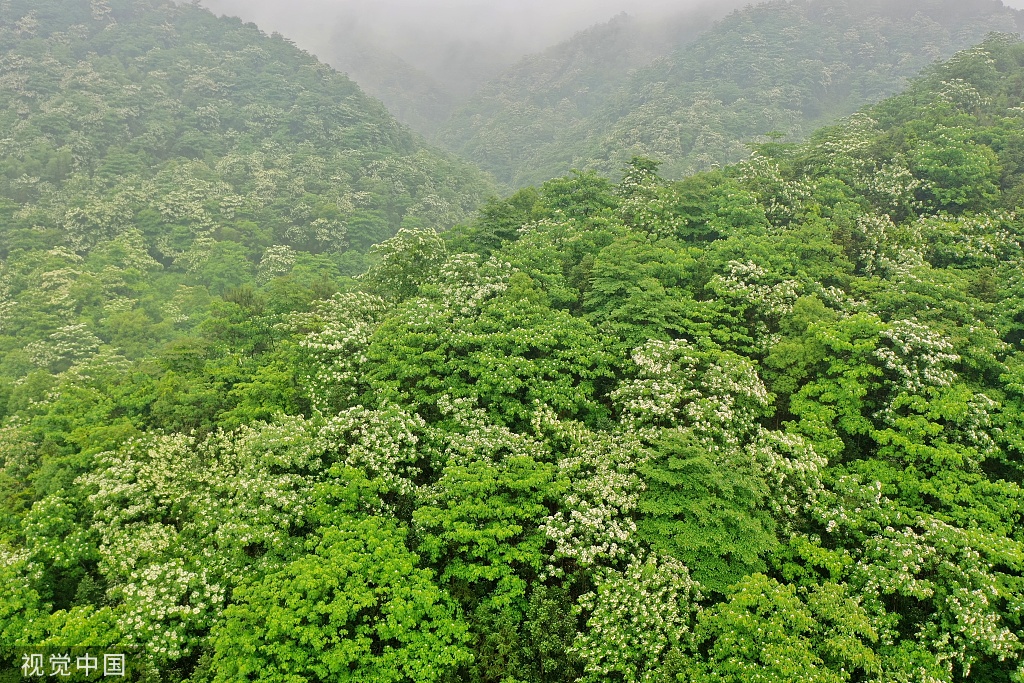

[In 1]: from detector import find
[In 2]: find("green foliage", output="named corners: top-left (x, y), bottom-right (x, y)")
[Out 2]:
top-left (6, 14), bottom-right (1024, 683)
top-left (0, 0), bottom-right (493, 398)
top-left (413, 407), bottom-right (558, 607)
top-left (573, 554), bottom-right (701, 683)
top-left (912, 125), bottom-right (1002, 212)
top-left (688, 575), bottom-right (879, 683)
top-left (211, 516), bottom-right (471, 683)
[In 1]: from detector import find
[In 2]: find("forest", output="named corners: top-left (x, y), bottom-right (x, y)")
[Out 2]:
top-left (3, 0), bottom-right (1024, 682)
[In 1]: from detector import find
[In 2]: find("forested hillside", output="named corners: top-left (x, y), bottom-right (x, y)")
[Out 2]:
top-left (0, 0), bottom-right (493, 402)
top-left (438, 0), bottom-right (1024, 188)
top-left (322, 34), bottom-right (458, 136)
top-left (4, 20), bottom-right (1024, 682)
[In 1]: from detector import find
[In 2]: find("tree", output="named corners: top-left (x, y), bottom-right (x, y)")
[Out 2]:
top-left (615, 339), bottom-right (825, 592)
top-left (211, 516), bottom-right (471, 683)
top-left (687, 575), bottom-right (878, 683)
top-left (911, 126), bottom-right (1001, 212)
top-left (572, 554), bottom-right (701, 683)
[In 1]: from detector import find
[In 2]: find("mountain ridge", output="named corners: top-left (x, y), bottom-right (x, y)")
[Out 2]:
top-left (435, 0), bottom-right (1024, 189)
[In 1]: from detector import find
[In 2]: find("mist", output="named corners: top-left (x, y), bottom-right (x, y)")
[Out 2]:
top-left (198, 0), bottom-right (711, 55)
top-left (197, 0), bottom-right (1024, 135)
top-left (198, 0), bottom-right (743, 95)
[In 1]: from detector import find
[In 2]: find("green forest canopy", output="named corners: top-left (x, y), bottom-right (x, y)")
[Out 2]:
top-left (0, 0), bottom-right (493, 395)
top-left (2, 3), bottom-right (1024, 683)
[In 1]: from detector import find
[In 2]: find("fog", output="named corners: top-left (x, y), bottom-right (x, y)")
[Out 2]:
top-left (197, 0), bottom-right (1024, 132)
top-left (199, 0), bottom-right (741, 96)
top-left (198, 0), bottom-right (1024, 69)
top-left (199, 0), bottom-right (713, 56)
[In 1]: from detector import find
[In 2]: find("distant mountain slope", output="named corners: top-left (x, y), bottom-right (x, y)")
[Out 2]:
top-left (0, 0), bottom-right (492, 380)
top-left (432, 8), bottom-right (727, 187)
top-left (437, 0), bottom-right (1024, 189)
top-left (322, 33), bottom-right (458, 136)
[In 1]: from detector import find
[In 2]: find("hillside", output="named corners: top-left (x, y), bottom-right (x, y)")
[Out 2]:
top-left (438, 0), bottom-right (1024, 188)
top-left (0, 0), bottom-right (493, 391)
top-left (3, 27), bottom-right (1024, 682)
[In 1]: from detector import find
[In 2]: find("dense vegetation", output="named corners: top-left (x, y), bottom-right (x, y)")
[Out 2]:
top-left (437, 0), bottom-right (1024, 189)
top-left (3, 14), bottom-right (1024, 679)
top-left (0, 0), bottom-right (493, 404)
top-left (6, 0), bottom-right (1024, 679)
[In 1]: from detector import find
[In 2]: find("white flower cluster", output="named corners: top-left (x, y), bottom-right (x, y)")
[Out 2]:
top-left (25, 323), bottom-right (102, 370)
top-left (855, 519), bottom-right (1020, 678)
top-left (0, 416), bottom-right (36, 484)
top-left (611, 340), bottom-right (702, 430)
top-left (314, 403), bottom-right (426, 495)
top-left (160, 284), bottom-right (206, 327)
top-left (808, 115), bottom-right (871, 164)
top-left (746, 428), bottom-right (826, 523)
top-left (539, 426), bottom-right (647, 570)
top-left (291, 292), bottom-right (388, 412)
top-left (61, 185), bottom-right (138, 251)
top-left (115, 558), bottom-right (225, 660)
top-left (0, 270), bottom-right (14, 332)
top-left (430, 253), bottom-right (515, 317)
top-left (919, 211), bottom-right (1021, 267)
top-left (612, 339), bottom-right (772, 439)
top-left (21, 495), bottom-right (96, 570)
top-left (78, 419), bottom-right (331, 662)
top-left (955, 392), bottom-right (1000, 459)
top-left (32, 249), bottom-right (84, 315)
top-left (856, 162), bottom-right (929, 216)
top-left (572, 553), bottom-right (702, 683)
top-left (614, 338), bottom-right (830, 533)
top-left (810, 114), bottom-right (929, 217)
top-left (709, 260), bottom-right (801, 348)
top-left (811, 476), bottom-right (1020, 678)
top-left (361, 227), bottom-right (449, 298)
top-left (937, 78), bottom-right (988, 111)
top-left (255, 244), bottom-right (296, 284)
top-left (853, 214), bottom-right (925, 278)
top-left (433, 394), bottom-right (549, 468)
top-left (146, 167), bottom-right (227, 264)
top-left (737, 154), bottom-right (817, 226)
top-left (875, 318), bottom-right (959, 393)
top-left (97, 228), bottom-right (162, 273)
top-left (618, 186), bottom-right (687, 239)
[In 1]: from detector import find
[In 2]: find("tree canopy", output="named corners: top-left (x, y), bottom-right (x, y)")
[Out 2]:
top-left (3, 5), bottom-right (1024, 683)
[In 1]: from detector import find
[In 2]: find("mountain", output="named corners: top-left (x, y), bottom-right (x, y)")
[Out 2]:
top-left (437, 0), bottom-right (1024, 188)
top-left (0, 0), bottom-right (493, 387)
top-left (4, 21), bottom-right (1024, 681)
